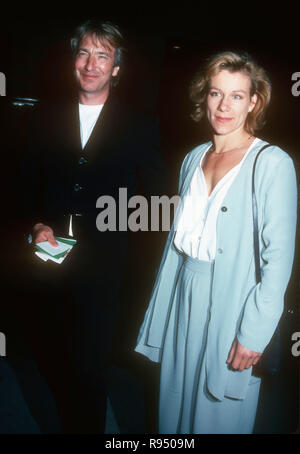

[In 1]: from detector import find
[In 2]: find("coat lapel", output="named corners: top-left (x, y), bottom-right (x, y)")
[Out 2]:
top-left (180, 143), bottom-right (211, 196)
top-left (218, 138), bottom-right (267, 208)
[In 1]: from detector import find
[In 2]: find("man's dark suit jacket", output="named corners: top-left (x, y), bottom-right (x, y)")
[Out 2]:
top-left (18, 91), bottom-right (167, 362)
top-left (21, 92), bottom-right (166, 277)
top-left (16, 91), bottom-right (167, 433)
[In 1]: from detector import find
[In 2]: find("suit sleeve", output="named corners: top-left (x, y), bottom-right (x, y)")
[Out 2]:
top-left (237, 155), bottom-right (298, 353)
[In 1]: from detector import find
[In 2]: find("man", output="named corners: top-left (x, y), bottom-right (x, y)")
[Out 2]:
top-left (20, 19), bottom-right (166, 433)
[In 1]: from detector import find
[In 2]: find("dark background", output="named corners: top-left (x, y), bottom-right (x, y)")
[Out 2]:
top-left (1, 5), bottom-right (299, 301)
top-left (0, 3), bottom-right (299, 434)
top-left (1, 5), bottom-right (300, 197)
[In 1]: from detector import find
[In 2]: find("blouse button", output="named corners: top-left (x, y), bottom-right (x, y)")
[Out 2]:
top-left (221, 206), bottom-right (228, 212)
top-left (218, 248), bottom-right (223, 254)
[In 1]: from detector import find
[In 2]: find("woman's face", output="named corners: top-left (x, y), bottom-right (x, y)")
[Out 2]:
top-left (206, 69), bottom-right (257, 136)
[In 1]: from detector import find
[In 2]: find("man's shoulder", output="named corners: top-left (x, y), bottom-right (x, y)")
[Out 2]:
top-left (105, 96), bottom-right (160, 149)
top-left (107, 95), bottom-right (158, 125)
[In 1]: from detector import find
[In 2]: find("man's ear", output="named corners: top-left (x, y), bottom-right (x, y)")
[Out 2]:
top-left (112, 66), bottom-right (120, 77)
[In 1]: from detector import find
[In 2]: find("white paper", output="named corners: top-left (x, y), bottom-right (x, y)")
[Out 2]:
top-left (35, 250), bottom-right (71, 264)
top-left (35, 239), bottom-right (72, 257)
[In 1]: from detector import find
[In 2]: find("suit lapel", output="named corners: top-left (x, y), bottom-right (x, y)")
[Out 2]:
top-left (64, 95), bottom-right (120, 157)
top-left (81, 94), bottom-right (122, 159)
top-left (63, 99), bottom-right (82, 155)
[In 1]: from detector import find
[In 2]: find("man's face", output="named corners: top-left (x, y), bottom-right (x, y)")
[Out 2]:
top-left (74, 33), bottom-right (119, 104)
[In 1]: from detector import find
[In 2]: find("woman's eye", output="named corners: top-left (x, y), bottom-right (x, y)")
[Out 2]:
top-left (210, 91), bottom-right (221, 97)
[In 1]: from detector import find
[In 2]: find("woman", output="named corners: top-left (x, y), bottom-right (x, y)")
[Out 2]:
top-left (135, 51), bottom-right (298, 434)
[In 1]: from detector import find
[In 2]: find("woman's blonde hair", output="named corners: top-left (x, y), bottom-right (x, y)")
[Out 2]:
top-left (189, 51), bottom-right (271, 135)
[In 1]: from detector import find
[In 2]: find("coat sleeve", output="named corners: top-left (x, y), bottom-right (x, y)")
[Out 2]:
top-left (237, 154), bottom-right (298, 353)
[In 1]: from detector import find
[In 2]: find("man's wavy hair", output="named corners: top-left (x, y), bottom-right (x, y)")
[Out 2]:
top-left (70, 19), bottom-right (125, 87)
top-left (189, 51), bottom-right (272, 135)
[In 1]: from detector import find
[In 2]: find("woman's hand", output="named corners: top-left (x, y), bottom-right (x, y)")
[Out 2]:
top-left (227, 338), bottom-right (262, 371)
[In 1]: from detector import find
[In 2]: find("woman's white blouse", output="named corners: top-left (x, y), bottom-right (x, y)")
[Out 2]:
top-left (174, 138), bottom-right (259, 261)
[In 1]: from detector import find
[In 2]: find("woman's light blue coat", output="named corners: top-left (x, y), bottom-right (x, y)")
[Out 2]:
top-left (135, 139), bottom-right (298, 401)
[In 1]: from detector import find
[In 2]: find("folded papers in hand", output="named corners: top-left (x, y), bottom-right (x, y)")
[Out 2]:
top-left (35, 237), bottom-right (77, 264)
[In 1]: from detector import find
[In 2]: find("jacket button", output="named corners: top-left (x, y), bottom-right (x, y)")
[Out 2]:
top-left (79, 156), bottom-right (88, 164)
top-left (221, 206), bottom-right (227, 212)
top-left (74, 183), bottom-right (82, 192)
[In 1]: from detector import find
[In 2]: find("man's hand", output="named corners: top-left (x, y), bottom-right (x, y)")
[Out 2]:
top-left (227, 338), bottom-right (262, 371)
top-left (33, 223), bottom-right (58, 247)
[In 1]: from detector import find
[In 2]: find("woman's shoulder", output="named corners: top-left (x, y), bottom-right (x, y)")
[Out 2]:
top-left (254, 139), bottom-right (294, 166)
top-left (187, 140), bottom-right (212, 157)
top-left (181, 141), bottom-right (211, 169)
top-left (252, 139), bottom-right (297, 186)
